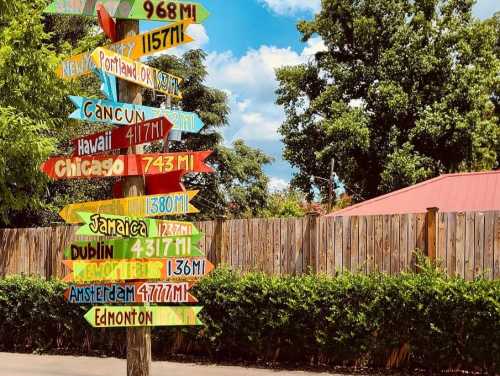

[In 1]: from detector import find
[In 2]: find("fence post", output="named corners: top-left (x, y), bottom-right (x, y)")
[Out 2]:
top-left (426, 207), bottom-right (439, 262)
top-left (307, 212), bottom-right (320, 273)
top-left (215, 217), bottom-right (226, 266)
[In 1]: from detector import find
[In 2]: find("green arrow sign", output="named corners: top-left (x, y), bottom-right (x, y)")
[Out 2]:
top-left (44, 1), bottom-right (210, 24)
top-left (65, 235), bottom-right (204, 261)
top-left (84, 306), bottom-right (203, 328)
top-left (76, 212), bottom-right (200, 238)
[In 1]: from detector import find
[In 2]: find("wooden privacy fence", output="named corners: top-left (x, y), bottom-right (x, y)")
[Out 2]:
top-left (1, 210), bottom-right (499, 280)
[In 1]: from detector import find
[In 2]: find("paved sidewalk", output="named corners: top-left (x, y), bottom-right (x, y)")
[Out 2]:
top-left (0, 353), bottom-right (353, 376)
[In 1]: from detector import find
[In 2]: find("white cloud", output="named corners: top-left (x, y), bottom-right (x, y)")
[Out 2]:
top-left (269, 177), bottom-right (289, 192)
top-left (259, 0), bottom-right (320, 15)
top-left (151, 24), bottom-right (209, 58)
top-left (205, 38), bottom-right (326, 144)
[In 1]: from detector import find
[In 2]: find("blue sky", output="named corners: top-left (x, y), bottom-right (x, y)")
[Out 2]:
top-left (144, 0), bottom-right (500, 191)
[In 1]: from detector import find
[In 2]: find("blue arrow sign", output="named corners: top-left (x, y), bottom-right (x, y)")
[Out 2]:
top-left (69, 96), bottom-right (204, 134)
top-left (94, 68), bottom-right (118, 103)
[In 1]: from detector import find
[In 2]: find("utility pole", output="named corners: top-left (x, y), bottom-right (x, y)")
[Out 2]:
top-left (115, 19), bottom-right (151, 376)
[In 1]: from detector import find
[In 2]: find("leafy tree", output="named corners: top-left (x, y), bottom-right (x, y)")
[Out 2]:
top-left (0, 0), bottom-right (75, 226)
top-left (257, 189), bottom-right (306, 218)
top-left (276, 0), bottom-right (500, 201)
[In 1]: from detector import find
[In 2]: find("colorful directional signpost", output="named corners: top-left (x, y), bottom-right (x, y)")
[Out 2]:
top-left (69, 96), bottom-right (204, 133)
top-left (42, 1), bottom-right (213, 360)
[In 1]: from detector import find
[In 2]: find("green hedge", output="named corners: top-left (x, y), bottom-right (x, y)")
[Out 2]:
top-left (0, 266), bottom-right (499, 373)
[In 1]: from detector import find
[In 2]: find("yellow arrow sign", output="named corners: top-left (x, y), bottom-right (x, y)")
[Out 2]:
top-left (59, 191), bottom-right (199, 224)
top-left (57, 19), bottom-right (194, 80)
top-left (91, 47), bottom-right (182, 98)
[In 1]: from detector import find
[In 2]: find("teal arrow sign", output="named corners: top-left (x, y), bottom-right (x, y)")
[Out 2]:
top-left (94, 68), bottom-right (118, 102)
top-left (69, 96), bottom-right (204, 134)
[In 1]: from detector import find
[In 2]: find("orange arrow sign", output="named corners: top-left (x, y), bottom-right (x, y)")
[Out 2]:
top-left (63, 258), bottom-right (215, 283)
top-left (41, 151), bottom-right (213, 180)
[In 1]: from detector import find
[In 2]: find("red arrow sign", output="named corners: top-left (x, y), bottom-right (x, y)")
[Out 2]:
top-left (96, 4), bottom-right (118, 42)
top-left (41, 151), bottom-right (213, 180)
top-left (72, 117), bottom-right (173, 157)
top-left (113, 170), bottom-right (186, 198)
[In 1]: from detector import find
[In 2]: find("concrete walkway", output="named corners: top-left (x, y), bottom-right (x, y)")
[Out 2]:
top-left (0, 353), bottom-right (354, 376)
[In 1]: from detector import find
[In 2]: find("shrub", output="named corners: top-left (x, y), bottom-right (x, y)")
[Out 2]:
top-left (0, 266), bottom-right (499, 373)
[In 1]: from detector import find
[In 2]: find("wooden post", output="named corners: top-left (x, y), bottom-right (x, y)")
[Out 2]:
top-left (426, 207), bottom-right (439, 262)
top-left (115, 19), bottom-right (151, 376)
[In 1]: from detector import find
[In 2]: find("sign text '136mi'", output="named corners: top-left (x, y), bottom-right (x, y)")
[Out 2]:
top-left (63, 258), bottom-right (215, 282)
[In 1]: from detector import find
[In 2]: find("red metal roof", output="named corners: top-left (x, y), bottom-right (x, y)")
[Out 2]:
top-left (329, 170), bottom-right (500, 216)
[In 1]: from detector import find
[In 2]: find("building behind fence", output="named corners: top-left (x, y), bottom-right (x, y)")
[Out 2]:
top-left (1, 210), bottom-right (499, 280)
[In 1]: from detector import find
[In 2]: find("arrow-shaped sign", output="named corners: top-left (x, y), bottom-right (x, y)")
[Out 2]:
top-left (91, 47), bottom-right (182, 98)
top-left (63, 257), bottom-right (214, 282)
top-left (41, 151), bottom-right (213, 180)
top-left (95, 68), bottom-right (118, 102)
top-left (84, 306), bottom-right (203, 328)
top-left (64, 234), bottom-right (204, 260)
top-left (44, 1), bottom-right (210, 23)
top-left (56, 19), bottom-right (194, 80)
top-left (71, 117), bottom-right (173, 157)
top-left (59, 191), bottom-right (199, 224)
top-left (112, 170), bottom-right (187, 198)
top-left (69, 96), bottom-right (204, 134)
top-left (75, 212), bottom-right (199, 237)
top-left (65, 282), bottom-right (198, 304)
top-left (96, 3), bottom-right (117, 42)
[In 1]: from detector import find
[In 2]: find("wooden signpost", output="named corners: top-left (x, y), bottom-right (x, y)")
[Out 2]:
top-left (75, 212), bottom-right (199, 237)
top-left (59, 191), bottom-right (199, 224)
top-left (69, 96), bottom-right (204, 133)
top-left (64, 235), bottom-right (205, 260)
top-left (63, 258), bottom-right (215, 282)
top-left (91, 47), bottom-right (182, 98)
top-left (71, 117), bottom-right (173, 156)
top-left (84, 306), bottom-right (203, 328)
top-left (57, 19), bottom-right (194, 80)
top-left (45, 1), bottom-right (210, 23)
top-left (41, 151), bottom-right (213, 179)
top-left (65, 282), bottom-right (198, 304)
top-left (43, 3), bottom-right (212, 375)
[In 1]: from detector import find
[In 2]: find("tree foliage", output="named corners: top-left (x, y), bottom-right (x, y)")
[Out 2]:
top-left (276, 0), bottom-right (500, 201)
